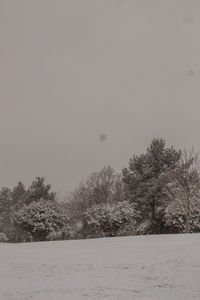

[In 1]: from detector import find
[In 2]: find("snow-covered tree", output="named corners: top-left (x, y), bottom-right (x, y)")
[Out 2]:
top-left (164, 149), bottom-right (200, 233)
top-left (14, 199), bottom-right (71, 241)
top-left (123, 138), bottom-right (181, 233)
top-left (11, 182), bottom-right (27, 210)
top-left (68, 166), bottom-right (126, 226)
top-left (26, 177), bottom-right (56, 204)
top-left (0, 187), bottom-right (15, 240)
top-left (84, 201), bottom-right (138, 238)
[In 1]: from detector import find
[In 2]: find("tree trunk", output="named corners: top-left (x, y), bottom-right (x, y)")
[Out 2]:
top-left (151, 199), bottom-right (157, 231)
top-left (185, 194), bottom-right (190, 233)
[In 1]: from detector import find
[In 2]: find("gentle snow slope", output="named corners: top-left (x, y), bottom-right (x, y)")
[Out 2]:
top-left (0, 234), bottom-right (200, 300)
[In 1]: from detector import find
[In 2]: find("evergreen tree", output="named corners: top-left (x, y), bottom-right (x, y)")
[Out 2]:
top-left (11, 182), bottom-right (27, 210)
top-left (123, 138), bottom-right (181, 233)
top-left (0, 187), bottom-right (14, 240)
top-left (26, 177), bottom-right (56, 204)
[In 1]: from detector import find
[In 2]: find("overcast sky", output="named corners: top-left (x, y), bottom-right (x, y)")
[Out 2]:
top-left (0, 0), bottom-right (200, 194)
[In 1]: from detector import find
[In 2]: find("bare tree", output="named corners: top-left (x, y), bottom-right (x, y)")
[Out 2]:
top-left (67, 166), bottom-right (125, 221)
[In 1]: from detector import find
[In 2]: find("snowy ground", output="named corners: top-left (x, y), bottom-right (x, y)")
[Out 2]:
top-left (0, 234), bottom-right (200, 300)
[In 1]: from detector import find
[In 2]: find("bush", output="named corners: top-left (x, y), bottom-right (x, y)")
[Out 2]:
top-left (14, 199), bottom-right (71, 241)
top-left (84, 201), bottom-right (138, 238)
top-left (164, 200), bottom-right (200, 233)
top-left (0, 232), bottom-right (8, 242)
top-left (135, 220), bottom-right (153, 235)
top-left (46, 223), bottom-right (77, 241)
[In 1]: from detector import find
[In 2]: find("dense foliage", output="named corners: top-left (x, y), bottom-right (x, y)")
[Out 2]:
top-left (84, 201), bottom-right (138, 237)
top-left (122, 139), bottom-right (181, 233)
top-left (0, 139), bottom-right (200, 243)
top-left (14, 200), bottom-right (70, 241)
top-left (163, 150), bottom-right (200, 233)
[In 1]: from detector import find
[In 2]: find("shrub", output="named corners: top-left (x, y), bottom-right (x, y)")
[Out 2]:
top-left (84, 201), bottom-right (138, 238)
top-left (14, 199), bottom-right (70, 241)
top-left (46, 223), bottom-right (77, 241)
top-left (164, 199), bottom-right (200, 233)
top-left (0, 232), bottom-right (8, 242)
top-left (135, 220), bottom-right (153, 235)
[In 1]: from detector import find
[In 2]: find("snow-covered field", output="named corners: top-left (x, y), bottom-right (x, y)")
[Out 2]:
top-left (0, 234), bottom-right (200, 300)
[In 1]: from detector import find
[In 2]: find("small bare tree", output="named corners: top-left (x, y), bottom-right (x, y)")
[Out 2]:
top-left (164, 149), bottom-right (200, 233)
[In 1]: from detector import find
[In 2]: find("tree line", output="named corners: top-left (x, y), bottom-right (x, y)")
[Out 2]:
top-left (0, 138), bottom-right (200, 242)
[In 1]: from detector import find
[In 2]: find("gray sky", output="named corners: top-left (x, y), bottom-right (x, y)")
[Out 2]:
top-left (1, 0), bottom-right (200, 194)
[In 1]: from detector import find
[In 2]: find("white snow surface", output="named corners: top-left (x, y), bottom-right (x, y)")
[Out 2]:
top-left (0, 234), bottom-right (200, 300)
